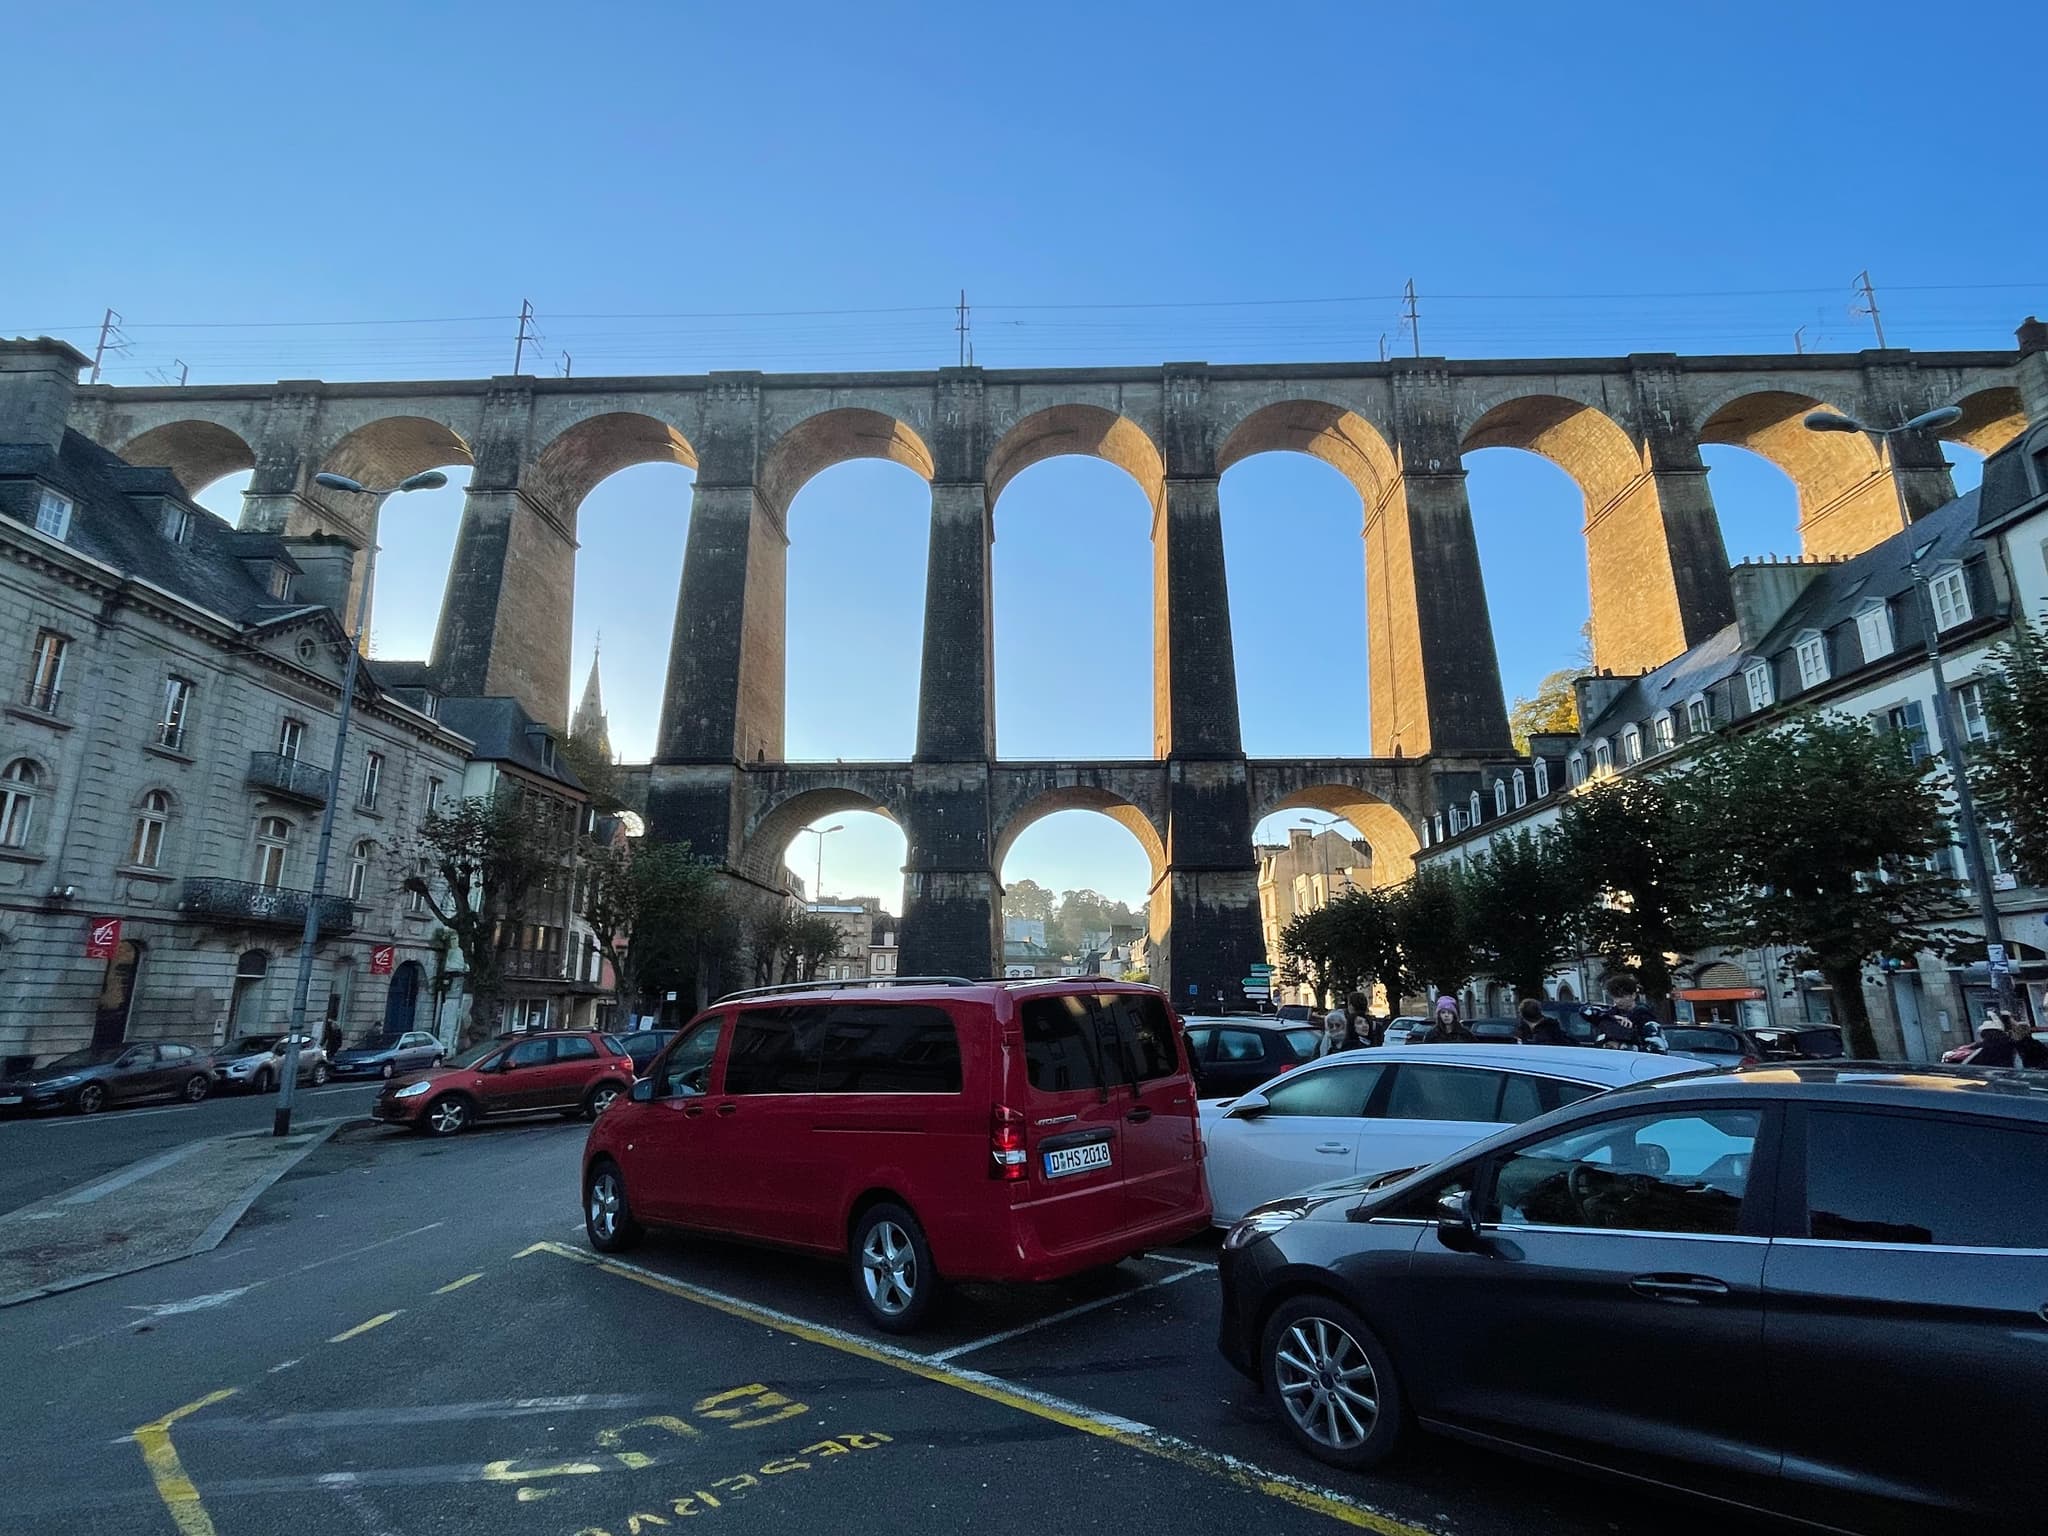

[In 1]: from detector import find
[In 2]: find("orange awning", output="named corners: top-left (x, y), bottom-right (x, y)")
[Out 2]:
top-left (1679, 987), bottom-right (1766, 1001)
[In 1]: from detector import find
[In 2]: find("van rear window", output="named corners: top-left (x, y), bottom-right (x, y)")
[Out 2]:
top-left (1023, 996), bottom-right (1107, 1094)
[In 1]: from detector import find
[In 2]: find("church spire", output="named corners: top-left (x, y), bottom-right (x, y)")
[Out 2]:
top-left (572, 636), bottom-right (613, 763)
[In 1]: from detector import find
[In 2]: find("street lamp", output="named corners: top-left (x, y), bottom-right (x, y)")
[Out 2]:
top-left (801, 823), bottom-right (844, 905)
top-left (1801, 405), bottom-right (2019, 1020)
top-left (271, 468), bottom-right (449, 1136)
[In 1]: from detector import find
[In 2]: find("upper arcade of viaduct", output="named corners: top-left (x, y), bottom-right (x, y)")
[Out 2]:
top-left (66, 340), bottom-right (2039, 766)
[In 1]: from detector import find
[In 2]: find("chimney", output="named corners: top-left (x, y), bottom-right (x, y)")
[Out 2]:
top-left (0, 337), bottom-right (91, 459)
top-left (1729, 560), bottom-right (1829, 647)
top-left (1572, 672), bottom-right (1635, 727)
top-left (279, 532), bottom-right (358, 617)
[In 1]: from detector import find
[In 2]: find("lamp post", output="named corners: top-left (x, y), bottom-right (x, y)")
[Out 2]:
top-left (1803, 405), bottom-right (2018, 1022)
top-left (270, 468), bottom-right (448, 1137)
top-left (802, 823), bottom-right (844, 906)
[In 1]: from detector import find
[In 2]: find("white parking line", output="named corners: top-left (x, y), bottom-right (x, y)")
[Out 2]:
top-left (928, 1267), bottom-right (1205, 1362)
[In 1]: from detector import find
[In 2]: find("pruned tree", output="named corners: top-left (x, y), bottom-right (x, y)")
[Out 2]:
top-left (1679, 713), bottom-right (1961, 1058)
top-left (1970, 617), bottom-right (2048, 883)
top-left (406, 794), bottom-right (557, 1045)
top-left (1553, 775), bottom-right (1704, 1006)
top-left (579, 838), bottom-right (734, 1016)
top-left (1455, 830), bottom-right (1581, 999)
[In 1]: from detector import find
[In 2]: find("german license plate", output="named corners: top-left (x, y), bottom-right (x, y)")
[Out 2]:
top-left (1042, 1140), bottom-right (1112, 1179)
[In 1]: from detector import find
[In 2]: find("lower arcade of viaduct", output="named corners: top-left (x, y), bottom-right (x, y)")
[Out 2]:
top-left (44, 327), bottom-right (2046, 1004)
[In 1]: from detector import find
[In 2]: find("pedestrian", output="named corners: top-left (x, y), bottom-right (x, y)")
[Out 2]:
top-left (1595, 971), bottom-right (1661, 1050)
top-left (321, 1017), bottom-right (342, 1057)
top-left (1517, 997), bottom-right (1569, 1046)
top-left (1967, 1012), bottom-right (2048, 1069)
top-left (1422, 995), bottom-right (1474, 1043)
top-left (1318, 994), bottom-right (1366, 1056)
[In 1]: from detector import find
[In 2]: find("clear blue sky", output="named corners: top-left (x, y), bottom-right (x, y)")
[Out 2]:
top-left (7, 2), bottom-right (2041, 912)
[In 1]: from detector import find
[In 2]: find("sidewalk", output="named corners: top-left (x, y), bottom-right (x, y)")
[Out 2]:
top-left (0, 1120), bottom-right (348, 1306)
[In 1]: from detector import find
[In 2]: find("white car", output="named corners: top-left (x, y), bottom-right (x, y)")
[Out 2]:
top-left (1198, 1043), bottom-right (1702, 1224)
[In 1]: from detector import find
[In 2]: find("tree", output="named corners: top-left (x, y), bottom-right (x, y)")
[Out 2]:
top-left (1971, 617), bottom-right (2048, 883)
top-left (1326, 886), bottom-right (1405, 1009)
top-left (1508, 667), bottom-right (1583, 753)
top-left (745, 904), bottom-right (802, 987)
top-left (1392, 867), bottom-right (1473, 1001)
top-left (1455, 831), bottom-right (1580, 999)
top-left (1680, 713), bottom-right (1962, 1058)
top-left (1004, 878), bottom-right (1057, 923)
top-left (790, 912), bottom-right (848, 980)
top-left (1553, 775), bottom-right (1703, 1006)
top-left (406, 794), bottom-right (557, 1045)
top-left (559, 732), bottom-right (626, 815)
top-left (1277, 905), bottom-right (1343, 1007)
top-left (579, 838), bottom-right (733, 1016)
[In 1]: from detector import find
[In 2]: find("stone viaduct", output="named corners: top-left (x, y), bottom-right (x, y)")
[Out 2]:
top-left (64, 339), bottom-right (2039, 1005)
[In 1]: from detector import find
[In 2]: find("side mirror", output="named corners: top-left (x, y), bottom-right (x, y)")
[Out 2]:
top-left (1435, 1190), bottom-right (1484, 1252)
top-left (1227, 1091), bottom-right (1271, 1120)
top-left (629, 1078), bottom-right (654, 1103)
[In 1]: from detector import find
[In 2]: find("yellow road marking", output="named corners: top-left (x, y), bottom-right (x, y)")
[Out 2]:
top-left (524, 1241), bottom-right (1440, 1535)
top-left (132, 1388), bottom-right (237, 1536)
top-left (433, 1272), bottom-right (484, 1295)
top-left (327, 1310), bottom-right (402, 1343)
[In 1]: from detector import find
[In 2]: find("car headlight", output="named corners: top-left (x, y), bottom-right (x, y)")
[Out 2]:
top-left (40, 1075), bottom-right (80, 1089)
top-left (392, 1081), bottom-right (434, 1098)
top-left (1223, 1208), bottom-right (1304, 1250)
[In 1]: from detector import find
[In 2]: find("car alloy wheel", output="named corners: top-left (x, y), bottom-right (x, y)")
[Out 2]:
top-left (585, 1163), bottom-right (641, 1252)
top-left (183, 1074), bottom-right (210, 1103)
top-left (380, 1062), bottom-right (394, 1079)
top-left (586, 1083), bottom-right (621, 1120)
top-left (310, 1062), bottom-right (329, 1087)
top-left (426, 1097), bottom-right (470, 1136)
top-left (1273, 1315), bottom-right (1379, 1452)
top-left (857, 1216), bottom-right (924, 1321)
top-left (75, 1083), bottom-right (106, 1115)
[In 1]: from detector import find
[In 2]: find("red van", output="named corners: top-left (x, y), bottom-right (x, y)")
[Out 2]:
top-left (581, 978), bottom-right (1210, 1331)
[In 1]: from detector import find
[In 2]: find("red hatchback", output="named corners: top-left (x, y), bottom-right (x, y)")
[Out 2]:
top-left (375, 1030), bottom-right (635, 1136)
top-left (582, 979), bottom-right (1211, 1331)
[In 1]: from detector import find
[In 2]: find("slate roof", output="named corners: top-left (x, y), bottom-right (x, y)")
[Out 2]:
top-left (435, 696), bottom-right (585, 792)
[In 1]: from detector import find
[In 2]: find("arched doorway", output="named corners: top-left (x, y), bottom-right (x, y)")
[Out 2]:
top-left (93, 940), bottom-right (146, 1048)
top-left (229, 949), bottom-right (269, 1038)
top-left (383, 961), bottom-right (424, 1036)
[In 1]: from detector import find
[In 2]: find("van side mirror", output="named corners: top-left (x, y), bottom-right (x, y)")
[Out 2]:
top-left (1227, 1091), bottom-right (1271, 1120)
top-left (1435, 1190), bottom-right (1484, 1252)
top-left (629, 1078), bottom-right (654, 1103)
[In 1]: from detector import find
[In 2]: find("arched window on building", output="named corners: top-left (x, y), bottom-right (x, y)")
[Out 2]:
top-left (1534, 758), bottom-right (1550, 797)
top-left (1468, 791), bottom-right (1482, 825)
top-left (347, 839), bottom-right (374, 902)
top-left (1494, 779), bottom-right (1508, 817)
top-left (1513, 768), bottom-right (1527, 808)
top-left (1, 759), bottom-right (43, 847)
top-left (128, 790), bottom-right (171, 868)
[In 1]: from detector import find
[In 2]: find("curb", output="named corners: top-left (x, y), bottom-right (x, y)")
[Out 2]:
top-left (0, 1118), bottom-right (354, 1308)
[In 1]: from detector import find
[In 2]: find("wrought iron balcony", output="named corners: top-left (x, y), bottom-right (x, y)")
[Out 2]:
top-left (180, 877), bottom-right (357, 935)
top-left (502, 948), bottom-right (569, 981)
top-left (247, 751), bottom-right (330, 805)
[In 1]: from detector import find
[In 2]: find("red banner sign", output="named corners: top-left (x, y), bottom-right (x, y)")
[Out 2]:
top-left (85, 916), bottom-right (123, 960)
top-left (369, 943), bottom-right (396, 976)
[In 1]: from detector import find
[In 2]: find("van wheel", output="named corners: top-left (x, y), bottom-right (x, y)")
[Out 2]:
top-left (1260, 1295), bottom-right (1406, 1471)
top-left (585, 1160), bottom-right (641, 1253)
top-left (850, 1203), bottom-right (937, 1334)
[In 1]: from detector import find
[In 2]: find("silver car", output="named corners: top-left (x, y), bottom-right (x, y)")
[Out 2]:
top-left (1662, 1024), bottom-right (1756, 1069)
top-left (215, 1034), bottom-right (330, 1092)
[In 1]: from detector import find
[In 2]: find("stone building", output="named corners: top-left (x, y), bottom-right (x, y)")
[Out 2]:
top-left (1256, 825), bottom-right (1372, 1005)
top-left (0, 340), bottom-right (474, 1070)
top-left (807, 897), bottom-right (879, 983)
top-left (1418, 421), bottom-right (2048, 1055)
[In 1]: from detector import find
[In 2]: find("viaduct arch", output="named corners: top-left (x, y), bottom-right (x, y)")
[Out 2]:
top-left (69, 334), bottom-right (2046, 1005)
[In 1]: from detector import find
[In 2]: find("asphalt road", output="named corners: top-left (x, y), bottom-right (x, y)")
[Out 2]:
top-left (0, 1081), bottom-right (383, 1215)
top-left (0, 1110), bottom-right (1789, 1536)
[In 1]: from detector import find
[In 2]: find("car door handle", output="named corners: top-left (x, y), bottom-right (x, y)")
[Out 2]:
top-left (1630, 1274), bottom-right (1730, 1303)
top-left (1125, 1106), bottom-right (1152, 1123)
top-left (714, 1102), bottom-right (739, 1116)
top-left (1314, 1142), bottom-right (1351, 1154)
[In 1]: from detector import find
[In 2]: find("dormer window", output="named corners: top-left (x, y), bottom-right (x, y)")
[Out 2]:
top-left (1620, 725), bottom-right (1643, 765)
top-left (1744, 661), bottom-right (1774, 712)
top-left (1686, 693), bottom-right (1712, 733)
top-left (539, 736), bottom-right (557, 771)
top-left (1928, 565), bottom-right (1971, 630)
top-left (1593, 740), bottom-right (1613, 774)
top-left (1512, 768), bottom-right (1527, 807)
top-left (269, 565), bottom-right (294, 601)
top-left (1567, 753), bottom-right (1586, 788)
top-left (1856, 601), bottom-right (1893, 661)
top-left (35, 489), bottom-right (73, 540)
top-left (162, 504), bottom-right (193, 545)
top-left (1795, 631), bottom-right (1830, 689)
top-left (1651, 713), bottom-right (1675, 752)
top-left (1533, 758), bottom-right (1550, 797)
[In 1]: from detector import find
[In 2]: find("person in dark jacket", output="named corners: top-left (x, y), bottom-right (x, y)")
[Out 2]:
top-left (1968, 1013), bottom-right (2048, 1068)
top-left (1422, 995), bottom-right (1474, 1044)
top-left (1516, 997), bottom-right (1569, 1045)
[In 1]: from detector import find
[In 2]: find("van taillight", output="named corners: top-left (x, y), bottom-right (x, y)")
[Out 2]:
top-left (990, 1105), bottom-right (1027, 1181)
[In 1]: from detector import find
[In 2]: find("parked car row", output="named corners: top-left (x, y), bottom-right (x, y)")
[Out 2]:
top-left (563, 976), bottom-right (2041, 1534)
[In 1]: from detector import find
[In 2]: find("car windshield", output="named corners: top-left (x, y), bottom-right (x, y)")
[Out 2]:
top-left (445, 1038), bottom-right (508, 1069)
top-left (46, 1046), bottom-right (127, 1069)
top-left (228, 1036), bottom-right (284, 1054)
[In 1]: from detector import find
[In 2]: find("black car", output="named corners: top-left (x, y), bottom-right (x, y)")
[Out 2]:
top-left (0, 1041), bottom-right (217, 1115)
top-left (1217, 1064), bottom-right (2046, 1533)
top-left (616, 1028), bottom-right (677, 1076)
top-left (1180, 1015), bottom-right (1324, 1100)
top-left (1748, 1022), bottom-right (1847, 1061)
